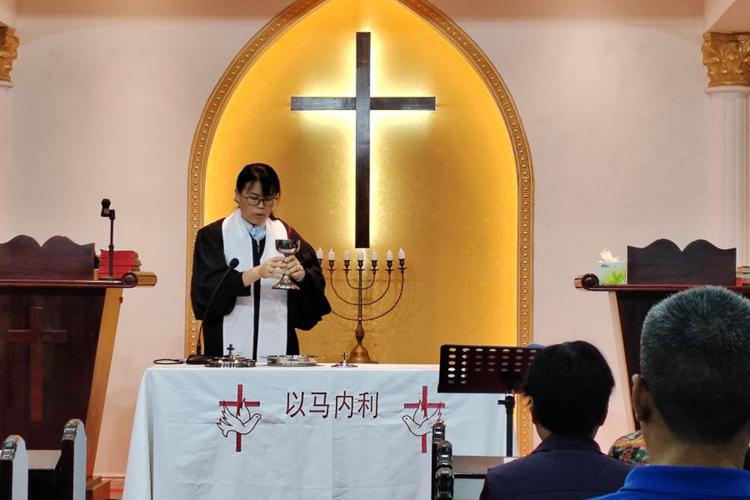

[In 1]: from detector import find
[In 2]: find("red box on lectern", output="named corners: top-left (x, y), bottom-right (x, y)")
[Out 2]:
top-left (98, 249), bottom-right (140, 276)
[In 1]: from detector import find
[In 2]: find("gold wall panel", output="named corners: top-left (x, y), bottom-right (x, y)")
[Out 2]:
top-left (187, 0), bottom-right (535, 454)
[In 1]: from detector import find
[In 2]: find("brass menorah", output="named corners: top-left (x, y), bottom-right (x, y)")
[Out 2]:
top-left (317, 248), bottom-right (406, 363)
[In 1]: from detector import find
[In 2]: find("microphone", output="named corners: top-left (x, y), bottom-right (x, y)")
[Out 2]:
top-left (100, 198), bottom-right (116, 278)
top-left (100, 198), bottom-right (114, 219)
top-left (186, 258), bottom-right (240, 365)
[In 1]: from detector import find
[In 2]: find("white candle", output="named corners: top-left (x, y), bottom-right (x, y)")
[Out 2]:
top-left (386, 249), bottom-right (394, 261)
top-left (328, 248), bottom-right (335, 261)
top-left (344, 250), bottom-right (351, 261)
top-left (316, 247), bottom-right (324, 259)
top-left (371, 250), bottom-right (378, 261)
top-left (357, 249), bottom-right (365, 261)
top-left (398, 248), bottom-right (406, 260)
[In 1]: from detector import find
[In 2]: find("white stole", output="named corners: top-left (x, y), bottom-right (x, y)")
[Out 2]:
top-left (221, 209), bottom-right (288, 359)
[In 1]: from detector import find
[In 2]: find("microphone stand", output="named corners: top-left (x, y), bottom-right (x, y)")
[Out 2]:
top-left (187, 258), bottom-right (240, 364)
top-left (100, 199), bottom-right (116, 278)
top-left (108, 216), bottom-right (115, 278)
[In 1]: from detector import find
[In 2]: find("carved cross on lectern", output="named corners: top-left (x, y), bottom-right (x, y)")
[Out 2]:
top-left (8, 306), bottom-right (69, 423)
top-left (292, 32), bottom-right (436, 248)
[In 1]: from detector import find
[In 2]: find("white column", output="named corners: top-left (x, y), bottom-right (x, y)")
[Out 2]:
top-left (0, 83), bottom-right (9, 236)
top-left (705, 85), bottom-right (750, 264)
top-left (703, 32), bottom-right (750, 265)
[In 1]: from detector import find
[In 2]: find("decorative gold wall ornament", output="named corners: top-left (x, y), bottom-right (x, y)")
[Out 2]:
top-left (0, 25), bottom-right (19, 84)
top-left (702, 32), bottom-right (750, 87)
top-left (186, 0), bottom-right (536, 455)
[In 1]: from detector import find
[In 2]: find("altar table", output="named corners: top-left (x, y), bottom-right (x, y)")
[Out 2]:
top-left (123, 364), bottom-right (506, 500)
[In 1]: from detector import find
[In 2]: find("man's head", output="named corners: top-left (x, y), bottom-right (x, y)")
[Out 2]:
top-left (524, 341), bottom-right (614, 438)
top-left (636, 286), bottom-right (750, 446)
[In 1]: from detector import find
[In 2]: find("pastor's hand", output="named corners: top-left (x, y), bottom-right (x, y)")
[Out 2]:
top-left (258, 257), bottom-right (284, 279)
top-left (284, 255), bottom-right (306, 282)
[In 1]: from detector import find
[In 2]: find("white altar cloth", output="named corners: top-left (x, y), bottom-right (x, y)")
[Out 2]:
top-left (123, 364), bottom-right (505, 500)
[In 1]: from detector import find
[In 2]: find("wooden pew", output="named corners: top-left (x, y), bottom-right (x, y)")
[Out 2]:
top-left (25, 419), bottom-right (87, 500)
top-left (55, 420), bottom-right (86, 500)
top-left (0, 435), bottom-right (28, 500)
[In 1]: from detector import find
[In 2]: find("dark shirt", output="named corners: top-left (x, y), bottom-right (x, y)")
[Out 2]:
top-left (480, 434), bottom-right (632, 500)
top-left (592, 465), bottom-right (750, 499)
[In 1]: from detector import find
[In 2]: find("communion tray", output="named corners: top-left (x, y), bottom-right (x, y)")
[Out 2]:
top-left (265, 354), bottom-right (318, 367)
top-left (206, 355), bottom-right (256, 368)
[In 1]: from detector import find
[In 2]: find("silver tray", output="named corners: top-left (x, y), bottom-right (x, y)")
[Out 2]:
top-left (206, 355), bottom-right (256, 368)
top-left (265, 354), bottom-right (318, 367)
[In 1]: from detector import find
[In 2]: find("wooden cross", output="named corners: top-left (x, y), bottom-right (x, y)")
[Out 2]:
top-left (292, 32), bottom-right (436, 248)
top-left (8, 306), bottom-right (69, 423)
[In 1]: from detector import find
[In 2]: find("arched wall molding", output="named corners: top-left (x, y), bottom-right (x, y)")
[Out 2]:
top-left (397, 0), bottom-right (535, 455)
top-left (184, 0), bottom-right (535, 454)
top-left (183, 0), bottom-right (326, 361)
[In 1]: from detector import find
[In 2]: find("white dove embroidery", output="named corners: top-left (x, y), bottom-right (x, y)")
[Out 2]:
top-left (216, 403), bottom-right (261, 438)
top-left (401, 400), bottom-right (443, 437)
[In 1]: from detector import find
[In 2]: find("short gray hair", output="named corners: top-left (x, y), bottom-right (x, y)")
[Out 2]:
top-left (641, 286), bottom-right (750, 443)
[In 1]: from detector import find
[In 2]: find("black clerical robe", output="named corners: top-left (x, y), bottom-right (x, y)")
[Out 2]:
top-left (191, 217), bottom-right (331, 358)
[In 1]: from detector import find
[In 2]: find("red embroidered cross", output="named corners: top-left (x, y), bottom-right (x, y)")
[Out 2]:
top-left (403, 385), bottom-right (445, 453)
top-left (218, 384), bottom-right (261, 452)
top-left (8, 306), bottom-right (69, 423)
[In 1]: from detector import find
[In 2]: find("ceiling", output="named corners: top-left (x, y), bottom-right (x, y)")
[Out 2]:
top-left (706, 0), bottom-right (750, 32)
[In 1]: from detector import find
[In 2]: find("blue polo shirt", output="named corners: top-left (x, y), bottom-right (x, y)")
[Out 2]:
top-left (480, 434), bottom-right (632, 500)
top-left (593, 465), bottom-right (750, 499)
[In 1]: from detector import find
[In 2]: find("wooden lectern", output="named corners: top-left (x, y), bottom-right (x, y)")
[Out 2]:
top-left (0, 235), bottom-right (156, 498)
top-left (573, 239), bottom-right (750, 430)
top-left (575, 239), bottom-right (740, 428)
top-left (575, 277), bottom-right (750, 426)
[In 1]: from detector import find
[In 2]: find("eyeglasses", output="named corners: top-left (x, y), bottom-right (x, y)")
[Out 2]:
top-left (241, 194), bottom-right (278, 207)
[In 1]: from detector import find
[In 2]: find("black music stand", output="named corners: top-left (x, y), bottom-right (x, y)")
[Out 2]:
top-left (438, 344), bottom-right (540, 457)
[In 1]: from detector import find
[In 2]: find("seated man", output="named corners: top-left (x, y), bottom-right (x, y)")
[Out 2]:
top-left (480, 341), bottom-right (631, 500)
top-left (595, 286), bottom-right (750, 499)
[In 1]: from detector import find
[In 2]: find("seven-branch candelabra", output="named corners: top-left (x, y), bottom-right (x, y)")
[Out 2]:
top-left (316, 247), bottom-right (406, 363)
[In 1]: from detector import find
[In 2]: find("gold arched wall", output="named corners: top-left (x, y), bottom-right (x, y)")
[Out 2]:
top-left (186, 0), bottom-right (534, 451)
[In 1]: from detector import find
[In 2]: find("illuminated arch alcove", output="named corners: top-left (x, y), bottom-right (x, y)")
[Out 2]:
top-left (186, 0), bottom-right (534, 453)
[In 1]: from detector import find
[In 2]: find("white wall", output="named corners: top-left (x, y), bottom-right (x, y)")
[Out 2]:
top-left (0, 0), bottom-right (16, 23)
top-left (7, 10), bottom-right (284, 475)
top-left (433, 0), bottom-right (710, 452)
top-left (0, 86), bottom-right (9, 234)
top-left (7, 0), bottom-right (710, 475)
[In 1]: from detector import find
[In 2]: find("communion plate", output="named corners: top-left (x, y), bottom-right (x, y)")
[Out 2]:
top-left (265, 354), bottom-right (318, 367)
top-left (206, 355), bottom-right (256, 368)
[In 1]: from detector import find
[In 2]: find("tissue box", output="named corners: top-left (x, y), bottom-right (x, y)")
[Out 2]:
top-left (597, 261), bottom-right (627, 285)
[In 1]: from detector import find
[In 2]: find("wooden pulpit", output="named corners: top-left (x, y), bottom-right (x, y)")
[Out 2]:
top-left (0, 235), bottom-right (156, 497)
top-left (575, 239), bottom-right (740, 428)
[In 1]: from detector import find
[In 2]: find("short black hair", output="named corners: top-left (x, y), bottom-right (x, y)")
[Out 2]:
top-left (641, 286), bottom-right (750, 444)
top-left (236, 163), bottom-right (281, 197)
top-left (524, 341), bottom-right (614, 436)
